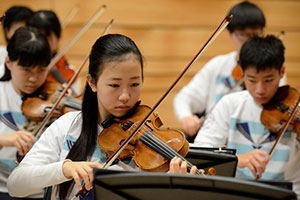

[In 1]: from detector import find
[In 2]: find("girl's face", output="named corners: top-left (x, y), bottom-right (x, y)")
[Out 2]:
top-left (88, 54), bottom-right (143, 122)
top-left (6, 58), bottom-right (48, 95)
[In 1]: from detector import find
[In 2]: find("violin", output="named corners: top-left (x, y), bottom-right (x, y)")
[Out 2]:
top-left (21, 81), bottom-right (81, 122)
top-left (261, 85), bottom-right (300, 156)
top-left (261, 85), bottom-right (300, 135)
top-left (47, 56), bottom-right (75, 84)
top-left (98, 103), bottom-right (216, 174)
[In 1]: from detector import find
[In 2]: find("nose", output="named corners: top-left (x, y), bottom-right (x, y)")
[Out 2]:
top-left (28, 72), bottom-right (38, 82)
top-left (119, 88), bottom-right (130, 103)
top-left (255, 81), bottom-right (266, 96)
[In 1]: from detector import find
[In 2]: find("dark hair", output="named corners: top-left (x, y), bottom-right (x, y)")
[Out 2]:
top-left (27, 10), bottom-right (61, 39)
top-left (58, 34), bottom-right (144, 198)
top-left (227, 1), bottom-right (265, 33)
top-left (0, 27), bottom-right (51, 81)
top-left (239, 35), bottom-right (285, 72)
top-left (3, 6), bottom-right (33, 42)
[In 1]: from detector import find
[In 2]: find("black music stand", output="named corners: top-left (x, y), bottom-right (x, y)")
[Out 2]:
top-left (92, 169), bottom-right (296, 200)
top-left (186, 147), bottom-right (237, 177)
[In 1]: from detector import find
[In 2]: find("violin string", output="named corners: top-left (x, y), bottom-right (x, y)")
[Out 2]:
top-left (138, 125), bottom-right (202, 175)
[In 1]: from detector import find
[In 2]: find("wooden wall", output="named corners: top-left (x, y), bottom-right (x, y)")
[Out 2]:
top-left (1, 0), bottom-right (299, 130)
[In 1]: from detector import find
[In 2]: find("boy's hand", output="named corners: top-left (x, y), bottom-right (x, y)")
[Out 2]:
top-left (237, 149), bottom-right (270, 179)
top-left (181, 115), bottom-right (203, 137)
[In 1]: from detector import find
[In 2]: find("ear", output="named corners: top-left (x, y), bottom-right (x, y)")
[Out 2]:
top-left (86, 74), bottom-right (97, 92)
top-left (5, 56), bottom-right (12, 70)
top-left (280, 65), bottom-right (285, 78)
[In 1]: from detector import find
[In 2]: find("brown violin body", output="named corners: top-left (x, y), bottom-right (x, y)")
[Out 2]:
top-left (98, 105), bottom-right (189, 172)
top-left (261, 85), bottom-right (300, 135)
top-left (21, 81), bottom-right (81, 121)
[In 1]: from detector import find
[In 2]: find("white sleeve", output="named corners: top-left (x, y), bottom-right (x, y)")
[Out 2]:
top-left (173, 59), bottom-right (216, 121)
top-left (194, 95), bottom-right (230, 147)
top-left (7, 113), bottom-right (76, 197)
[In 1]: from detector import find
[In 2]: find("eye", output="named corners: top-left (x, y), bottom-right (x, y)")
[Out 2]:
top-left (39, 68), bottom-right (47, 73)
top-left (248, 79), bottom-right (256, 83)
top-left (109, 84), bottom-right (119, 88)
top-left (131, 83), bottom-right (140, 87)
top-left (22, 68), bottom-right (31, 72)
top-left (265, 79), bottom-right (273, 83)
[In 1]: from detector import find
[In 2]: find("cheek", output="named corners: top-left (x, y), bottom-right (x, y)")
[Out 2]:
top-left (97, 89), bottom-right (116, 106)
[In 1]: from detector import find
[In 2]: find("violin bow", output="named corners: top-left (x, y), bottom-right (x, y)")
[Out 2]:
top-left (61, 4), bottom-right (80, 28)
top-left (102, 15), bottom-right (233, 169)
top-left (47, 4), bottom-right (106, 72)
top-left (32, 19), bottom-right (114, 138)
top-left (269, 96), bottom-right (300, 157)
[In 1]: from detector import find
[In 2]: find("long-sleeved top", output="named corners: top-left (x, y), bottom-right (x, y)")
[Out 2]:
top-left (194, 90), bottom-right (300, 198)
top-left (0, 80), bottom-right (43, 197)
top-left (7, 111), bottom-right (132, 200)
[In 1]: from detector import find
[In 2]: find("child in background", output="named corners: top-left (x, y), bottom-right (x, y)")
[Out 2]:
top-left (0, 26), bottom-right (51, 200)
top-left (0, 6), bottom-right (33, 77)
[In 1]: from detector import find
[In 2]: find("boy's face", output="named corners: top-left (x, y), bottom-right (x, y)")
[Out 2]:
top-left (6, 58), bottom-right (48, 95)
top-left (230, 27), bottom-right (263, 53)
top-left (244, 66), bottom-right (285, 105)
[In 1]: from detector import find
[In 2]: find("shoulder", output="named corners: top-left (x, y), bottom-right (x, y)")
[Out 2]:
top-left (206, 51), bottom-right (237, 65)
top-left (218, 90), bottom-right (252, 107)
top-left (0, 45), bottom-right (7, 53)
top-left (57, 111), bottom-right (82, 124)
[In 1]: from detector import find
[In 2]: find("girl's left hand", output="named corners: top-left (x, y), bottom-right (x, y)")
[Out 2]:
top-left (169, 157), bottom-right (197, 174)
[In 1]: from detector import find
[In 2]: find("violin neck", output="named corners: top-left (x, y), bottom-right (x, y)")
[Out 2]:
top-left (140, 131), bottom-right (202, 175)
top-left (64, 96), bottom-right (82, 110)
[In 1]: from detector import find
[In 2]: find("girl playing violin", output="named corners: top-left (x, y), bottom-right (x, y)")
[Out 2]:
top-left (0, 26), bottom-right (51, 200)
top-left (194, 35), bottom-right (300, 198)
top-left (27, 10), bottom-right (82, 96)
top-left (7, 34), bottom-right (197, 200)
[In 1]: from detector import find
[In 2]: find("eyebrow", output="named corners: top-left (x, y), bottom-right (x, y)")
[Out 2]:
top-left (110, 76), bottom-right (141, 80)
top-left (246, 74), bottom-right (274, 79)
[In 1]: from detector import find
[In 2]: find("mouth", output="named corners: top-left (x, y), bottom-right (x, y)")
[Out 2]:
top-left (255, 96), bottom-right (268, 103)
top-left (115, 105), bottom-right (130, 110)
top-left (24, 85), bottom-right (38, 93)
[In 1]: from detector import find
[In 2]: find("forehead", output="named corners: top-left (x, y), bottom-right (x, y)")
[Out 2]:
top-left (244, 66), bottom-right (279, 77)
top-left (100, 54), bottom-right (142, 78)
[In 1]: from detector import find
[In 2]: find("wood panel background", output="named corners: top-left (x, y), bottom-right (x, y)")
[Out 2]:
top-left (1, 0), bottom-right (299, 130)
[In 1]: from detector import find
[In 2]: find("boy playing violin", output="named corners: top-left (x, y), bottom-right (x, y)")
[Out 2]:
top-left (0, 27), bottom-right (51, 199)
top-left (194, 35), bottom-right (300, 198)
top-left (174, 1), bottom-right (286, 142)
top-left (7, 34), bottom-right (197, 200)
